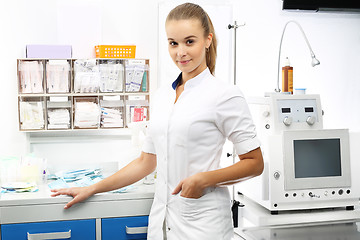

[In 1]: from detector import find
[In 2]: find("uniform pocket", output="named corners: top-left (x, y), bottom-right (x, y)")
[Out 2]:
top-left (179, 190), bottom-right (217, 219)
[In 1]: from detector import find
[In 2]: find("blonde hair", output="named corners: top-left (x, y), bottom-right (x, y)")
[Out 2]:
top-left (166, 3), bottom-right (217, 75)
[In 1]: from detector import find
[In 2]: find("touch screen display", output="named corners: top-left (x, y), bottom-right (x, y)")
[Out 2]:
top-left (294, 139), bottom-right (341, 178)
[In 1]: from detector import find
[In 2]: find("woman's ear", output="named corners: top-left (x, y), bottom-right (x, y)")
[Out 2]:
top-left (206, 33), bottom-right (213, 49)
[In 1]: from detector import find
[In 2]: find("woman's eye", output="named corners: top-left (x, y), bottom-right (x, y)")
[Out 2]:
top-left (186, 39), bottom-right (194, 44)
top-left (169, 41), bottom-right (178, 46)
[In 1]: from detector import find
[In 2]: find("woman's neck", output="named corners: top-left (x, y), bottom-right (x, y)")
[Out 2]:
top-left (181, 64), bottom-right (207, 85)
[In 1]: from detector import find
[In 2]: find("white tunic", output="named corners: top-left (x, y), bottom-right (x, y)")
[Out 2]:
top-left (142, 68), bottom-right (260, 240)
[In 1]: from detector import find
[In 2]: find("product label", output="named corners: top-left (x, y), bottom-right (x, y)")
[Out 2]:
top-left (288, 69), bottom-right (293, 94)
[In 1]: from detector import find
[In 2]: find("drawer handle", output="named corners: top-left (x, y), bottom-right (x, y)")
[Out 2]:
top-left (27, 230), bottom-right (71, 240)
top-left (126, 226), bottom-right (148, 234)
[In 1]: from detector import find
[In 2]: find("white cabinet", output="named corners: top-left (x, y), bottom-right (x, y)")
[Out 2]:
top-left (0, 184), bottom-right (154, 240)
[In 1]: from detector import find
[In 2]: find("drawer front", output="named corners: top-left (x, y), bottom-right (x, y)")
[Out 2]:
top-left (1, 219), bottom-right (95, 240)
top-left (102, 216), bottom-right (148, 240)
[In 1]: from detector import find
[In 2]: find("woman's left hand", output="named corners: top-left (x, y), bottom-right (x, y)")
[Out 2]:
top-left (172, 172), bottom-right (207, 199)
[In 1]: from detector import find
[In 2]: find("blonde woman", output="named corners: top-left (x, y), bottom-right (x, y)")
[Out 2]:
top-left (52, 3), bottom-right (263, 239)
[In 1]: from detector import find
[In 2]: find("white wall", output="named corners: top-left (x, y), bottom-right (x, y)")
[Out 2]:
top-left (0, 0), bottom-right (359, 163)
top-left (235, 2), bottom-right (360, 130)
top-left (0, 0), bottom-right (159, 161)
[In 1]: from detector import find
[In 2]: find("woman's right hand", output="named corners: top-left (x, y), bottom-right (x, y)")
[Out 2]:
top-left (50, 186), bottom-right (94, 209)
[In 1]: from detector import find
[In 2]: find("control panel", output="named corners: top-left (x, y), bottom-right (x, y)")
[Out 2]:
top-left (277, 98), bottom-right (319, 127)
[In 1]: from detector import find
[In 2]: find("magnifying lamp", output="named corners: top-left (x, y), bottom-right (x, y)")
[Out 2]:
top-left (275, 20), bottom-right (320, 93)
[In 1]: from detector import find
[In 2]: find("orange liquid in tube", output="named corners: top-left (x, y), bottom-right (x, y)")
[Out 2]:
top-left (282, 57), bottom-right (293, 94)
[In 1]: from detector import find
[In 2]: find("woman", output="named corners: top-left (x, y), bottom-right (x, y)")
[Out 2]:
top-left (51, 3), bottom-right (263, 239)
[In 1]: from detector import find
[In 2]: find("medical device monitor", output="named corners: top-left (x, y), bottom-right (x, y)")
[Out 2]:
top-left (284, 129), bottom-right (351, 190)
top-left (294, 138), bottom-right (341, 178)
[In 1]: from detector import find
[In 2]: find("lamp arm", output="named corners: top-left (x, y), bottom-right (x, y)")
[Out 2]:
top-left (276, 20), bottom-right (318, 92)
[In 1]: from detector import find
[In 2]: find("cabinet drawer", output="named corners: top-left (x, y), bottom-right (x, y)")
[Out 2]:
top-left (1, 219), bottom-right (95, 240)
top-left (102, 216), bottom-right (148, 240)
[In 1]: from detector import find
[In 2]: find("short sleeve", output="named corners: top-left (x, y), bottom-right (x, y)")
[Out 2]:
top-left (215, 86), bottom-right (261, 155)
top-left (142, 135), bottom-right (156, 154)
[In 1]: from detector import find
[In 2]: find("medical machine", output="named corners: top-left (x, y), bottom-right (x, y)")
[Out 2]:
top-left (236, 93), bottom-right (360, 213)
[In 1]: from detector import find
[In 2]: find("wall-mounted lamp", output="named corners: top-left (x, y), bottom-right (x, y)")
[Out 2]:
top-left (275, 20), bottom-right (320, 92)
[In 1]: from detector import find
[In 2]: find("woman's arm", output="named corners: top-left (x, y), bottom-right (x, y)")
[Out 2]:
top-left (51, 151), bottom-right (157, 209)
top-left (172, 147), bottom-right (263, 198)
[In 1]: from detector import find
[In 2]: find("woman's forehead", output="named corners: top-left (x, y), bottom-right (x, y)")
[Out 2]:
top-left (166, 19), bottom-right (203, 39)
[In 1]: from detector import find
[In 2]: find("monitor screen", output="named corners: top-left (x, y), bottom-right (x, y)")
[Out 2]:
top-left (283, 129), bottom-right (351, 190)
top-left (294, 139), bottom-right (341, 178)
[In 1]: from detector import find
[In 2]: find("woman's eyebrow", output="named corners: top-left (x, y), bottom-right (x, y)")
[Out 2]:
top-left (167, 35), bottom-right (198, 41)
top-left (184, 35), bottom-right (197, 39)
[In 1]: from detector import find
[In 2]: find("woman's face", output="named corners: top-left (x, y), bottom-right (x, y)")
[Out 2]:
top-left (166, 19), bottom-right (212, 80)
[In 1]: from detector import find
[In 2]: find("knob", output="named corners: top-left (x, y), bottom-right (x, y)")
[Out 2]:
top-left (273, 171), bottom-right (280, 180)
top-left (263, 111), bottom-right (270, 117)
top-left (306, 116), bottom-right (316, 125)
top-left (283, 116), bottom-right (292, 126)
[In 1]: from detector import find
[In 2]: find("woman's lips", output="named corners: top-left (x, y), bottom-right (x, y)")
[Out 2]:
top-left (178, 60), bottom-right (191, 65)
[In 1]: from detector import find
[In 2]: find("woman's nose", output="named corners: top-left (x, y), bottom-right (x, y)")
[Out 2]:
top-left (176, 46), bottom-right (186, 57)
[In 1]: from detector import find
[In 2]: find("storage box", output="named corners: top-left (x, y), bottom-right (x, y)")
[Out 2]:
top-left (26, 45), bottom-right (72, 59)
top-left (95, 45), bottom-right (136, 58)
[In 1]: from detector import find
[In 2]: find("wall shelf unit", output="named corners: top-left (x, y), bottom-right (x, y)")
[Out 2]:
top-left (17, 58), bottom-right (150, 132)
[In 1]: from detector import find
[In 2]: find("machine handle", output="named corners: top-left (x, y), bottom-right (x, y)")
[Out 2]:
top-left (27, 230), bottom-right (71, 240)
top-left (125, 226), bottom-right (148, 234)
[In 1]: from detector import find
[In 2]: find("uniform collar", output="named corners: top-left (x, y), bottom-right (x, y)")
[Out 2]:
top-left (171, 68), bottom-right (211, 90)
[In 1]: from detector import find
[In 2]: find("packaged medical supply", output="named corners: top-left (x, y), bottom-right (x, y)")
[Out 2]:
top-left (18, 60), bottom-right (44, 94)
top-left (125, 60), bottom-right (148, 92)
top-left (99, 60), bottom-right (124, 92)
top-left (125, 96), bottom-right (149, 127)
top-left (19, 101), bottom-right (45, 130)
top-left (46, 60), bottom-right (71, 93)
top-left (74, 59), bottom-right (100, 93)
top-left (1, 182), bottom-right (38, 193)
top-left (0, 156), bottom-right (20, 184)
top-left (46, 97), bottom-right (71, 129)
top-left (74, 100), bottom-right (100, 128)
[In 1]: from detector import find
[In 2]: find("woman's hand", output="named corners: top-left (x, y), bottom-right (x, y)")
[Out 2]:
top-left (172, 172), bottom-right (208, 199)
top-left (51, 186), bottom-right (94, 209)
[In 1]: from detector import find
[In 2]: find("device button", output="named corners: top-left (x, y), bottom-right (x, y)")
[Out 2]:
top-left (273, 171), bottom-right (280, 180)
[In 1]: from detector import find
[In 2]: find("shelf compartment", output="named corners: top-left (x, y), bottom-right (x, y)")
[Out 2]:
top-left (98, 59), bottom-right (125, 93)
top-left (125, 95), bottom-right (149, 128)
top-left (125, 59), bottom-right (149, 93)
top-left (100, 96), bottom-right (125, 129)
top-left (73, 59), bottom-right (100, 93)
top-left (45, 59), bottom-right (71, 94)
top-left (19, 96), bottom-right (46, 131)
top-left (73, 96), bottom-right (100, 129)
top-left (17, 59), bottom-right (45, 94)
top-left (46, 96), bottom-right (72, 130)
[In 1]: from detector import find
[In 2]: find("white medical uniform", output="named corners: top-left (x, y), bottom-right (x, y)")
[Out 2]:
top-left (142, 68), bottom-right (260, 240)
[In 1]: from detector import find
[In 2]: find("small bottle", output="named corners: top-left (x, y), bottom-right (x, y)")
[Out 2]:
top-left (42, 169), bottom-right (48, 184)
top-left (282, 57), bottom-right (293, 94)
